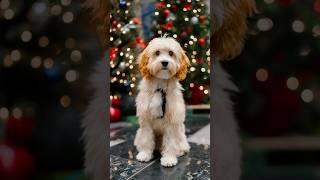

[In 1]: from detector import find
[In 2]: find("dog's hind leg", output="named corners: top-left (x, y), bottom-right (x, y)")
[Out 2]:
top-left (177, 124), bottom-right (190, 156)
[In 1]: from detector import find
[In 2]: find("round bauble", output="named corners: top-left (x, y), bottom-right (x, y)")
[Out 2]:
top-left (110, 107), bottom-right (121, 122)
top-left (0, 142), bottom-right (34, 179)
top-left (198, 38), bottom-right (206, 46)
top-left (199, 16), bottom-right (205, 23)
top-left (191, 17), bottom-right (199, 24)
top-left (163, 9), bottom-right (171, 16)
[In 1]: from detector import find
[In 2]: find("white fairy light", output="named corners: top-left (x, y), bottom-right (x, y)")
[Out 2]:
top-left (62, 11), bottom-right (74, 23)
top-left (257, 18), bottom-right (273, 31)
top-left (0, 107), bottom-right (9, 120)
top-left (286, 77), bottom-right (299, 90)
top-left (292, 20), bottom-right (305, 33)
top-left (301, 89), bottom-right (314, 103)
top-left (21, 31), bottom-right (32, 42)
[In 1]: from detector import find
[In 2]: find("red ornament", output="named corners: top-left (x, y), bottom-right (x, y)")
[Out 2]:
top-left (155, 2), bottom-right (166, 9)
top-left (111, 96), bottom-right (121, 107)
top-left (171, 5), bottom-right (178, 11)
top-left (136, 37), bottom-right (146, 48)
top-left (163, 22), bottom-right (174, 30)
top-left (249, 76), bottom-right (299, 136)
top-left (5, 116), bottom-right (33, 143)
top-left (0, 142), bottom-right (34, 179)
top-left (187, 26), bottom-right (193, 33)
top-left (179, 32), bottom-right (188, 38)
top-left (110, 48), bottom-right (118, 61)
top-left (183, 3), bottom-right (192, 11)
top-left (186, 84), bottom-right (205, 105)
top-left (110, 107), bottom-right (121, 122)
top-left (199, 16), bottom-right (205, 23)
top-left (112, 20), bottom-right (118, 27)
top-left (198, 38), bottom-right (206, 46)
top-left (132, 17), bottom-right (141, 24)
top-left (163, 9), bottom-right (171, 16)
top-left (196, 58), bottom-right (203, 64)
top-left (314, 0), bottom-right (320, 14)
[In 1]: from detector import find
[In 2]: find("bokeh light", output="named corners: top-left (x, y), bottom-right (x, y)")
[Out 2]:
top-left (292, 20), bottom-right (305, 33)
top-left (286, 77), bottom-right (299, 90)
top-left (256, 68), bottom-right (269, 82)
top-left (301, 89), bottom-right (314, 103)
top-left (257, 18), bottom-right (273, 31)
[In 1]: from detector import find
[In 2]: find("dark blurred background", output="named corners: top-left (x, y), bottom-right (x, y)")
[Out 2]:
top-left (224, 0), bottom-right (320, 136)
top-left (2, 0), bottom-right (320, 179)
top-left (222, 0), bottom-right (320, 179)
top-left (0, 0), bottom-right (101, 179)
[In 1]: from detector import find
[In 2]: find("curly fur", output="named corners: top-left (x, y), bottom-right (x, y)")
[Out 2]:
top-left (212, 0), bottom-right (256, 60)
top-left (175, 54), bottom-right (190, 80)
top-left (138, 38), bottom-right (190, 81)
top-left (212, 1), bottom-right (256, 180)
top-left (213, 61), bottom-right (241, 180)
top-left (82, 61), bottom-right (108, 180)
top-left (138, 51), bottom-right (153, 80)
top-left (83, 1), bottom-right (109, 180)
top-left (84, 0), bottom-right (109, 48)
top-left (135, 37), bottom-right (190, 167)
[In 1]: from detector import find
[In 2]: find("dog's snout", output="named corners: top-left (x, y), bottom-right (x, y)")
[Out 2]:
top-left (161, 61), bottom-right (169, 67)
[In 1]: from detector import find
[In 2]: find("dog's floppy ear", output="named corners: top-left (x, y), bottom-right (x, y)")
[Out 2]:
top-left (212, 0), bottom-right (256, 60)
top-left (176, 52), bottom-right (190, 80)
top-left (84, 0), bottom-right (108, 49)
top-left (137, 49), bottom-right (153, 79)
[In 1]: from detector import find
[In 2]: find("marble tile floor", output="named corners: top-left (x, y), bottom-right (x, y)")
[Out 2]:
top-left (110, 141), bottom-right (210, 180)
top-left (110, 114), bottom-right (210, 179)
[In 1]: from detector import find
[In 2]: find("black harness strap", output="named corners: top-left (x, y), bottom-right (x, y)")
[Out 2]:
top-left (155, 88), bottom-right (166, 119)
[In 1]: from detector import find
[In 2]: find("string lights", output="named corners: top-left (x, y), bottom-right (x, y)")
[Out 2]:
top-left (110, 0), bottom-right (145, 96)
top-left (0, 0), bottom-right (93, 115)
top-left (250, 0), bottom-right (320, 104)
top-left (153, 0), bottom-right (210, 103)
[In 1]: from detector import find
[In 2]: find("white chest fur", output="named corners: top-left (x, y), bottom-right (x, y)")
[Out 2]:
top-left (134, 78), bottom-right (190, 167)
top-left (136, 78), bottom-right (185, 123)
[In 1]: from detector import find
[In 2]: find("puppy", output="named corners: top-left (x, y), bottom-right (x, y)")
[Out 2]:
top-left (134, 37), bottom-right (190, 167)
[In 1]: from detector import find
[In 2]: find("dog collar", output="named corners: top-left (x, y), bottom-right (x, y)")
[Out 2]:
top-left (155, 88), bottom-right (166, 119)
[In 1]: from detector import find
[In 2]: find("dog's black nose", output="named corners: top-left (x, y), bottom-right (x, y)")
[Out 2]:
top-left (161, 61), bottom-right (168, 67)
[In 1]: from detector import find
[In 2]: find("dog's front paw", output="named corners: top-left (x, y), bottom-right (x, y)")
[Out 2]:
top-left (181, 142), bottom-right (190, 153)
top-left (161, 156), bottom-right (177, 167)
top-left (177, 142), bottom-right (190, 157)
top-left (136, 152), bottom-right (153, 162)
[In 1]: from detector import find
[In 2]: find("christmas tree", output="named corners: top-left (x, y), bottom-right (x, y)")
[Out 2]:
top-left (152, 0), bottom-right (210, 104)
top-left (110, 0), bottom-right (145, 96)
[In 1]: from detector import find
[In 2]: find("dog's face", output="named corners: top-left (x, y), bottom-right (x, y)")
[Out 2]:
top-left (137, 38), bottom-right (190, 80)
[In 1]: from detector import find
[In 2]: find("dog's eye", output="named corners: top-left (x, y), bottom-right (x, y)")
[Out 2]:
top-left (155, 50), bottom-right (160, 56)
top-left (169, 51), bottom-right (174, 57)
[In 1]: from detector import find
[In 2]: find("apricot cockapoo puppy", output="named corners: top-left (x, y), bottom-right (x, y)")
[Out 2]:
top-left (134, 37), bottom-right (190, 167)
